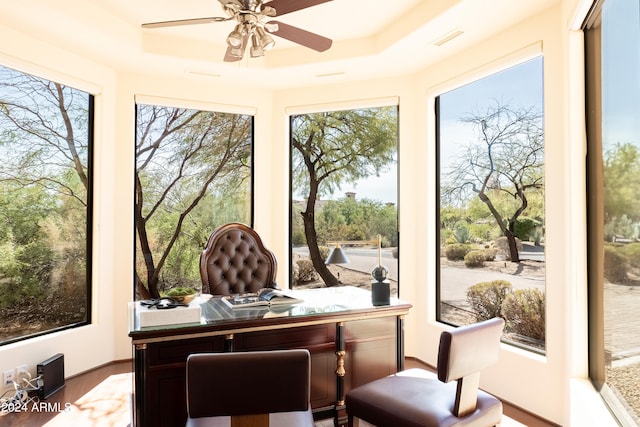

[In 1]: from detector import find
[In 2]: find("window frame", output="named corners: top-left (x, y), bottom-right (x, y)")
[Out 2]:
top-left (434, 57), bottom-right (546, 354)
top-left (132, 101), bottom-right (255, 300)
top-left (0, 67), bottom-right (94, 346)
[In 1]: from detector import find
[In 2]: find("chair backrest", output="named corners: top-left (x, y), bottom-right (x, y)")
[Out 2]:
top-left (186, 349), bottom-right (311, 420)
top-left (436, 317), bottom-right (504, 417)
top-left (199, 223), bottom-right (277, 295)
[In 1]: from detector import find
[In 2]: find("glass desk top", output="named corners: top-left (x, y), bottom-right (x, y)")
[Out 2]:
top-left (129, 286), bottom-right (411, 338)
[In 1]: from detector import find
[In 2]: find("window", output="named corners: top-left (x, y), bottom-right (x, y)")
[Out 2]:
top-left (436, 57), bottom-right (546, 352)
top-left (585, 0), bottom-right (640, 424)
top-left (0, 65), bottom-right (93, 345)
top-left (290, 106), bottom-right (399, 294)
top-left (134, 103), bottom-right (253, 299)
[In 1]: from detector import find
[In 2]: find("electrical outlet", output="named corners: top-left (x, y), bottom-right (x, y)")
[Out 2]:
top-left (3, 368), bottom-right (15, 387)
top-left (16, 364), bottom-right (28, 377)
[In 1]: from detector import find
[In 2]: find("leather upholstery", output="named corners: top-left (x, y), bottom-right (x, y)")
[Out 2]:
top-left (185, 349), bottom-right (314, 427)
top-left (199, 223), bottom-right (277, 295)
top-left (346, 369), bottom-right (502, 427)
top-left (346, 318), bottom-right (505, 427)
top-left (438, 317), bottom-right (504, 383)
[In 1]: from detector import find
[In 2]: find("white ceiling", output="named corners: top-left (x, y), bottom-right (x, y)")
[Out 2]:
top-left (0, 0), bottom-right (558, 89)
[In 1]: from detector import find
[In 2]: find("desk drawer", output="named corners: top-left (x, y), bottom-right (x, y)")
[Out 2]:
top-left (147, 336), bottom-right (226, 366)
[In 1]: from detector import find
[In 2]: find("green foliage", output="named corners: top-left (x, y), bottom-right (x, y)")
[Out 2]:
top-left (135, 105), bottom-right (253, 296)
top-left (466, 280), bottom-right (512, 321)
top-left (603, 143), bottom-right (640, 221)
top-left (619, 243), bottom-right (640, 269)
top-left (295, 196), bottom-right (398, 248)
top-left (440, 101), bottom-right (544, 263)
top-left (603, 245), bottom-right (628, 283)
top-left (514, 216), bottom-right (541, 241)
top-left (502, 288), bottom-right (546, 343)
top-left (291, 107), bottom-right (398, 198)
top-left (604, 215), bottom-right (637, 242)
top-left (464, 250), bottom-right (486, 267)
top-left (0, 69), bottom-right (90, 341)
top-left (444, 243), bottom-right (473, 261)
top-left (452, 224), bottom-right (472, 244)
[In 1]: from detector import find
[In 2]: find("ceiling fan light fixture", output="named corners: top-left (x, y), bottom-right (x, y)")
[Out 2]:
top-left (250, 33), bottom-right (264, 57)
top-left (261, 5), bottom-right (276, 17)
top-left (255, 27), bottom-right (275, 50)
top-left (264, 21), bottom-right (279, 32)
top-left (226, 23), bottom-right (244, 48)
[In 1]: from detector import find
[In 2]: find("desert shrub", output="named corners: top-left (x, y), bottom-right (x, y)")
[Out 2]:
top-left (466, 280), bottom-right (512, 321)
top-left (318, 245), bottom-right (330, 261)
top-left (502, 288), bottom-right (546, 343)
top-left (603, 245), bottom-right (628, 283)
top-left (619, 242), bottom-right (640, 269)
top-left (464, 250), bottom-right (485, 268)
top-left (494, 236), bottom-right (523, 260)
top-left (295, 259), bottom-right (318, 283)
top-left (453, 225), bottom-right (471, 244)
top-left (482, 248), bottom-right (498, 261)
top-left (444, 243), bottom-right (473, 261)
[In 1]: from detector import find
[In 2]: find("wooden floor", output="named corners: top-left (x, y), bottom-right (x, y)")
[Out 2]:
top-left (0, 358), bottom-right (558, 427)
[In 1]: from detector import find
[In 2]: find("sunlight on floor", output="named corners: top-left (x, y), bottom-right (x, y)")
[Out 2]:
top-left (43, 373), bottom-right (131, 427)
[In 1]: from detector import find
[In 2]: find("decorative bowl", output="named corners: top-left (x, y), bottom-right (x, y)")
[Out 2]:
top-left (165, 287), bottom-right (197, 304)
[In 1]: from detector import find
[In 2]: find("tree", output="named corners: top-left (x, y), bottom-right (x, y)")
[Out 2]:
top-left (291, 107), bottom-right (397, 286)
top-left (135, 105), bottom-right (251, 299)
top-left (0, 66), bottom-right (91, 340)
top-left (441, 102), bottom-right (544, 262)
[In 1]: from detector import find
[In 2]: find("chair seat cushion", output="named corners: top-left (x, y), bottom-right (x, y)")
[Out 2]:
top-left (185, 408), bottom-right (315, 427)
top-left (346, 369), bottom-right (502, 427)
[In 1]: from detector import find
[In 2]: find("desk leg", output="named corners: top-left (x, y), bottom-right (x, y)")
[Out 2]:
top-left (133, 343), bottom-right (147, 427)
top-left (397, 315), bottom-right (405, 371)
top-left (335, 322), bottom-right (346, 426)
top-left (224, 334), bottom-right (234, 352)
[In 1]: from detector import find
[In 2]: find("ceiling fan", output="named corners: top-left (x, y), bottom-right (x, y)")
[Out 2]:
top-left (141, 0), bottom-right (334, 62)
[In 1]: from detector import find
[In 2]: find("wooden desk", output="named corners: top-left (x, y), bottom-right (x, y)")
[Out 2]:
top-left (129, 286), bottom-right (411, 427)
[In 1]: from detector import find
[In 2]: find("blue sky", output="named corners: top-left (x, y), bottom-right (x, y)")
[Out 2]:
top-left (602, 0), bottom-right (640, 150)
top-left (439, 57), bottom-right (544, 171)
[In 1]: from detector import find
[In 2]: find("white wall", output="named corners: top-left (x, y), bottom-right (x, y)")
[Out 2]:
top-left (0, 1), bottom-right (622, 425)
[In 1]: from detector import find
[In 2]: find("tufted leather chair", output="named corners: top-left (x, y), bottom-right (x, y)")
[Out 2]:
top-left (346, 317), bottom-right (505, 427)
top-left (185, 349), bottom-right (315, 427)
top-left (199, 223), bottom-right (278, 296)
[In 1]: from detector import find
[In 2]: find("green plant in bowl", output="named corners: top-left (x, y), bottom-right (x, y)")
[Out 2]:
top-left (165, 287), bottom-right (197, 304)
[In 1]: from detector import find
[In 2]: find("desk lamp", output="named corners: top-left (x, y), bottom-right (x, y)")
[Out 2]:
top-left (371, 234), bottom-right (390, 306)
top-left (325, 242), bottom-right (350, 282)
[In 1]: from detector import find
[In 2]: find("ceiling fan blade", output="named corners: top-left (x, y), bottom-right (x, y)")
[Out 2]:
top-left (267, 21), bottom-right (332, 52)
top-left (265, 0), bottom-right (333, 17)
top-left (141, 16), bottom-right (228, 29)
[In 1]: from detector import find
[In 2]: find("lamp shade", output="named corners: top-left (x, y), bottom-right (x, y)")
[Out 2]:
top-left (325, 245), bottom-right (350, 265)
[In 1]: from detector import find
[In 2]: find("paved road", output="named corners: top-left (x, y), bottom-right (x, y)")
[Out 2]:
top-left (293, 247), bottom-right (398, 281)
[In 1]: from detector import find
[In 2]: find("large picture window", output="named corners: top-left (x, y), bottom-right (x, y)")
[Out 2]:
top-left (585, 0), bottom-right (640, 424)
top-left (0, 65), bottom-right (93, 345)
top-left (290, 106), bottom-right (399, 294)
top-left (437, 57), bottom-right (546, 352)
top-left (134, 103), bottom-right (253, 299)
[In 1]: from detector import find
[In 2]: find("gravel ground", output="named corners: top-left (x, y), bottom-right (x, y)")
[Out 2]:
top-left (607, 363), bottom-right (640, 423)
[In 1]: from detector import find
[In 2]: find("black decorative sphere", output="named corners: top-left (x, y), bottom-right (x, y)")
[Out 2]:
top-left (371, 265), bottom-right (389, 282)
